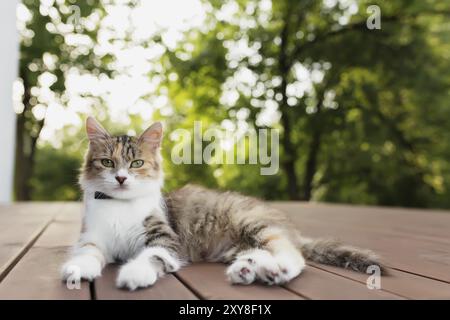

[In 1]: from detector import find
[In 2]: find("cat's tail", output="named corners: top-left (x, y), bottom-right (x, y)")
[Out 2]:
top-left (296, 236), bottom-right (386, 274)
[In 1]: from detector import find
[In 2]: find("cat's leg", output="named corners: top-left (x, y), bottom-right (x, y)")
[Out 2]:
top-left (61, 242), bottom-right (106, 281)
top-left (116, 216), bottom-right (182, 290)
top-left (263, 234), bottom-right (306, 284)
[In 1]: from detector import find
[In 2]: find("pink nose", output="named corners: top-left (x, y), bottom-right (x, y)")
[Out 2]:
top-left (115, 176), bottom-right (127, 185)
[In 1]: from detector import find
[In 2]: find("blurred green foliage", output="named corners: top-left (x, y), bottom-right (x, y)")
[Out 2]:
top-left (30, 145), bottom-right (81, 201)
top-left (16, 0), bottom-right (111, 200)
top-left (22, 0), bottom-right (450, 209)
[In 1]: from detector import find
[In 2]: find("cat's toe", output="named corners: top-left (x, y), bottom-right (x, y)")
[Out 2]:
top-left (149, 248), bottom-right (182, 273)
top-left (250, 253), bottom-right (281, 285)
top-left (61, 263), bottom-right (76, 281)
top-left (61, 255), bottom-right (101, 282)
top-left (275, 254), bottom-right (305, 284)
top-left (116, 260), bottom-right (157, 291)
top-left (226, 260), bottom-right (256, 285)
top-left (257, 266), bottom-right (282, 285)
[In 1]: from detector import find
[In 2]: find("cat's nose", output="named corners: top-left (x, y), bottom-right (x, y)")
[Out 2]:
top-left (115, 176), bottom-right (127, 185)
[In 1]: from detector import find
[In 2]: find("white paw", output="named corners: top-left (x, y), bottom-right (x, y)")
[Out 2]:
top-left (116, 260), bottom-right (158, 291)
top-left (226, 259), bottom-right (256, 285)
top-left (61, 255), bottom-right (102, 281)
top-left (249, 250), bottom-right (283, 285)
top-left (229, 249), bottom-right (303, 285)
top-left (147, 248), bottom-right (181, 273)
top-left (276, 253), bottom-right (305, 283)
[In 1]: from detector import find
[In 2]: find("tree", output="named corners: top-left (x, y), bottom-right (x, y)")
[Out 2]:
top-left (159, 0), bottom-right (450, 206)
top-left (15, 0), bottom-right (112, 200)
top-left (19, 0), bottom-right (450, 209)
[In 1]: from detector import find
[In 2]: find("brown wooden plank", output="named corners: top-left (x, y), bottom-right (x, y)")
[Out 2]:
top-left (2, 201), bottom-right (447, 300)
top-left (273, 202), bottom-right (450, 248)
top-left (0, 203), bottom-right (90, 299)
top-left (0, 246), bottom-right (89, 299)
top-left (309, 262), bottom-right (450, 300)
top-left (284, 265), bottom-right (403, 300)
top-left (95, 265), bottom-right (198, 300)
top-left (34, 203), bottom-right (82, 248)
top-left (289, 218), bottom-right (450, 283)
top-left (175, 263), bottom-right (304, 300)
top-left (272, 202), bottom-right (450, 241)
top-left (0, 203), bottom-right (62, 281)
top-left (272, 202), bottom-right (450, 283)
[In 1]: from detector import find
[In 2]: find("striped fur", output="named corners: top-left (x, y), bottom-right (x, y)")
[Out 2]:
top-left (62, 117), bottom-right (384, 291)
top-left (166, 184), bottom-right (385, 282)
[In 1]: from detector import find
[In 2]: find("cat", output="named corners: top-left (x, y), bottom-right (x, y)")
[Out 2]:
top-left (61, 117), bottom-right (384, 290)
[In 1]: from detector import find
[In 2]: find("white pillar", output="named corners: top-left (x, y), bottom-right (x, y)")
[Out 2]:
top-left (0, 0), bottom-right (19, 202)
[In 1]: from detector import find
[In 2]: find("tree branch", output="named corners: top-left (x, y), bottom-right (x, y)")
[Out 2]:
top-left (288, 9), bottom-right (450, 68)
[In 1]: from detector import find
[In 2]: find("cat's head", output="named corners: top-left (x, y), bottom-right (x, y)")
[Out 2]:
top-left (80, 117), bottom-right (164, 199)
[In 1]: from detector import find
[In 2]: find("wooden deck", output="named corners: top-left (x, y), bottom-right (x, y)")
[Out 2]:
top-left (0, 202), bottom-right (449, 300)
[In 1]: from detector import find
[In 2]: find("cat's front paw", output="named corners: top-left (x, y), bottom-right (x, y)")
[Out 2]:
top-left (116, 260), bottom-right (158, 291)
top-left (61, 255), bottom-right (102, 281)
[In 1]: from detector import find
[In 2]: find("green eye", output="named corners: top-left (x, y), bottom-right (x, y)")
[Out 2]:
top-left (130, 160), bottom-right (144, 168)
top-left (101, 159), bottom-right (114, 168)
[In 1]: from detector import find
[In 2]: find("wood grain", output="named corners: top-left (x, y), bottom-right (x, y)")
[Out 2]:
top-left (272, 202), bottom-right (450, 283)
top-left (0, 203), bottom-right (89, 299)
top-left (0, 203), bottom-right (62, 281)
top-left (284, 265), bottom-right (403, 300)
top-left (309, 262), bottom-right (450, 299)
top-left (0, 202), bottom-right (449, 300)
top-left (0, 246), bottom-right (90, 299)
top-left (175, 263), bottom-right (304, 300)
top-left (95, 265), bottom-right (198, 300)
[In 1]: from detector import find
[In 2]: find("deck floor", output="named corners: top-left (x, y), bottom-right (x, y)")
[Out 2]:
top-left (0, 202), bottom-right (449, 300)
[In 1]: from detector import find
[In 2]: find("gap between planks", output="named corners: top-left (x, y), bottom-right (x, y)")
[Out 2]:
top-left (386, 266), bottom-right (450, 285)
top-left (0, 203), bottom-right (89, 299)
top-left (93, 265), bottom-right (198, 300)
top-left (172, 272), bottom-right (205, 300)
top-left (278, 211), bottom-right (450, 283)
top-left (0, 204), bottom-right (65, 283)
top-left (309, 262), bottom-right (450, 299)
top-left (4, 202), bottom-right (447, 299)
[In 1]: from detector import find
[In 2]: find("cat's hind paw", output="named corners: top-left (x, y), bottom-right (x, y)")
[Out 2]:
top-left (226, 259), bottom-right (256, 284)
top-left (227, 249), bottom-right (282, 285)
top-left (228, 249), bottom-right (301, 285)
top-left (250, 250), bottom-right (283, 285)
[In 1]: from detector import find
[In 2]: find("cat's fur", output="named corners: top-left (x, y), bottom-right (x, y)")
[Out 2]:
top-left (61, 117), bottom-right (383, 290)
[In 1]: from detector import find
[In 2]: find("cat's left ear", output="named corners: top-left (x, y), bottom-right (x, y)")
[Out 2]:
top-left (138, 122), bottom-right (163, 151)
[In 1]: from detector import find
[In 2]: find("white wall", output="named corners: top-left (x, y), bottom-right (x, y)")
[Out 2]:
top-left (0, 0), bottom-right (19, 202)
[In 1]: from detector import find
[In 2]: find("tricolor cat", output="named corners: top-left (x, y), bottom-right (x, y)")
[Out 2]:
top-left (61, 117), bottom-right (383, 290)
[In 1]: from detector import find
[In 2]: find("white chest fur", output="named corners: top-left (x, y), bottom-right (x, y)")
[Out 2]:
top-left (80, 191), bottom-right (164, 263)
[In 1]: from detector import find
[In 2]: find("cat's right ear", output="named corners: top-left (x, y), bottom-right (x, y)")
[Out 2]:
top-left (86, 117), bottom-right (109, 141)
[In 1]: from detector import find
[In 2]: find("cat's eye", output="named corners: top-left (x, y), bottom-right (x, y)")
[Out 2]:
top-left (130, 160), bottom-right (144, 168)
top-left (101, 159), bottom-right (114, 168)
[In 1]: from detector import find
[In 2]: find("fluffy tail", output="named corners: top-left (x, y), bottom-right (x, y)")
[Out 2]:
top-left (297, 237), bottom-right (386, 274)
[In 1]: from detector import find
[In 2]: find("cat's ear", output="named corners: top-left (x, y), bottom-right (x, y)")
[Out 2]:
top-left (138, 122), bottom-right (163, 151)
top-left (86, 116), bottom-right (110, 141)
